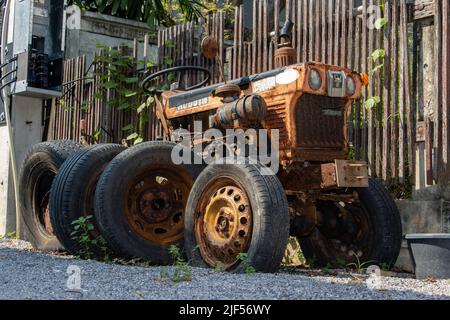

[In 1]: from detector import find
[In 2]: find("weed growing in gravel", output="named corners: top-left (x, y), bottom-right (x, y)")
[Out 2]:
top-left (321, 263), bottom-right (332, 274)
top-left (379, 262), bottom-right (393, 272)
top-left (70, 216), bottom-right (156, 267)
top-left (160, 266), bottom-right (170, 281)
top-left (214, 262), bottom-right (226, 273)
top-left (336, 258), bottom-right (348, 269)
top-left (0, 231), bottom-right (17, 240)
top-left (236, 253), bottom-right (257, 274)
top-left (110, 258), bottom-right (151, 268)
top-left (346, 254), bottom-right (375, 273)
top-left (168, 245), bottom-right (192, 282)
top-left (305, 257), bottom-right (317, 268)
top-left (71, 215), bottom-right (109, 260)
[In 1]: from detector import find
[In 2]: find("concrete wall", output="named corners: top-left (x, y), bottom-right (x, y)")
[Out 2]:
top-left (65, 6), bottom-right (158, 65)
top-left (0, 97), bottom-right (43, 237)
top-left (395, 199), bottom-right (447, 272)
top-left (0, 126), bottom-right (15, 235)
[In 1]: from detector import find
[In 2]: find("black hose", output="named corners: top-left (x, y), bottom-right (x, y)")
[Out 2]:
top-left (0, 77), bottom-right (16, 91)
top-left (141, 65), bottom-right (211, 95)
top-left (0, 67), bottom-right (16, 81)
top-left (0, 56), bottom-right (17, 69)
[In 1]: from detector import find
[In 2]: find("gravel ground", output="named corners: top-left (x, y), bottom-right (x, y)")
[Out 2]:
top-left (0, 239), bottom-right (449, 300)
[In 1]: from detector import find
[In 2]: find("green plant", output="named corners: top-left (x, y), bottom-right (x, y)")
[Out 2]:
top-left (94, 46), bottom-right (155, 145)
top-left (364, 3), bottom-right (386, 115)
top-left (348, 144), bottom-right (355, 161)
top-left (214, 261), bottom-right (226, 273)
top-left (168, 245), bottom-right (192, 282)
top-left (160, 266), bottom-right (170, 280)
top-left (70, 0), bottom-right (205, 27)
top-left (203, 0), bottom-right (235, 15)
top-left (214, 262), bottom-right (226, 273)
top-left (346, 254), bottom-right (376, 273)
top-left (388, 181), bottom-right (413, 200)
top-left (305, 257), bottom-right (317, 268)
top-left (0, 231), bottom-right (17, 240)
top-left (364, 95), bottom-right (381, 112)
top-left (321, 263), bottom-right (332, 274)
top-left (379, 262), bottom-right (393, 272)
top-left (70, 215), bottom-right (109, 260)
top-left (370, 49), bottom-right (385, 75)
top-left (336, 258), bottom-right (348, 269)
top-left (236, 253), bottom-right (257, 275)
top-left (110, 258), bottom-right (151, 268)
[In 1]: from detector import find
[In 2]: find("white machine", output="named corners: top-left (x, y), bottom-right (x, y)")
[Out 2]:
top-left (0, 0), bottom-right (66, 237)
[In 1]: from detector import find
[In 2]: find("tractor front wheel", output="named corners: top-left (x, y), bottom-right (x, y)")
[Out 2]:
top-left (298, 178), bottom-right (402, 268)
top-left (185, 163), bottom-right (289, 273)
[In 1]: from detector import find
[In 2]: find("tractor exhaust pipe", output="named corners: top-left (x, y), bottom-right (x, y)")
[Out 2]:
top-left (275, 19), bottom-right (297, 68)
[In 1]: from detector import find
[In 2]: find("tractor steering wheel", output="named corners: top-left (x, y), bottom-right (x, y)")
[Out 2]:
top-left (142, 66), bottom-right (211, 95)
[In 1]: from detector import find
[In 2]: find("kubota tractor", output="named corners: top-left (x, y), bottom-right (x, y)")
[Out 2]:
top-left (19, 21), bottom-right (402, 273)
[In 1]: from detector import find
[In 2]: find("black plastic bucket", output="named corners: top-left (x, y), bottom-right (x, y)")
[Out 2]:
top-left (406, 234), bottom-right (450, 279)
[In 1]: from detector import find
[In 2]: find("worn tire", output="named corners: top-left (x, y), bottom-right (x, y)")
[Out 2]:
top-left (185, 163), bottom-right (290, 273)
top-left (94, 141), bottom-right (201, 264)
top-left (49, 144), bottom-right (126, 258)
top-left (19, 140), bottom-right (82, 251)
top-left (299, 178), bottom-right (403, 267)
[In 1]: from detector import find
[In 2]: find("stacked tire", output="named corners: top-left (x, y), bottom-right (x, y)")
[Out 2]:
top-left (19, 140), bottom-right (82, 251)
top-left (49, 144), bottom-right (126, 258)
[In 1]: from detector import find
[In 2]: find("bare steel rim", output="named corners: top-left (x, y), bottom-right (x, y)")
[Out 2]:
top-left (194, 177), bottom-right (253, 270)
top-left (313, 199), bottom-right (375, 264)
top-left (124, 166), bottom-right (192, 245)
top-left (33, 171), bottom-right (56, 237)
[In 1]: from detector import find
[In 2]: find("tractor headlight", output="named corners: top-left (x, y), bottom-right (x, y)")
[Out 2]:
top-left (275, 69), bottom-right (300, 85)
top-left (308, 69), bottom-right (322, 90)
top-left (346, 76), bottom-right (356, 95)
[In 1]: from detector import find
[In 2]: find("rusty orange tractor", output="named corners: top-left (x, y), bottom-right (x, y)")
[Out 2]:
top-left (20, 21), bottom-right (402, 272)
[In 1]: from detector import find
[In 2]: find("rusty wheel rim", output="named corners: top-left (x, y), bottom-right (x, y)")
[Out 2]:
top-left (316, 201), bottom-right (374, 263)
top-left (125, 168), bottom-right (191, 245)
top-left (40, 192), bottom-right (54, 236)
top-left (34, 171), bottom-right (56, 237)
top-left (195, 178), bottom-right (253, 270)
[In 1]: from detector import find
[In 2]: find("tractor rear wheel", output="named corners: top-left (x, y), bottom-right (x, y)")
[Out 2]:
top-left (19, 140), bottom-right (82, 251)
top-left (298, 178), bottom-right (402, 268)
top-left (94, 141), bottom-right (201, 264)
top-left (49, 144), bottom-right (126, 258)
top-left (184, 163), bottom-right (290, 273)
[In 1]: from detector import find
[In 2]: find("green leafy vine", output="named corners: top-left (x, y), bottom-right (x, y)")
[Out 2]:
top-left (94, 44), bottom-right (155, 145)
